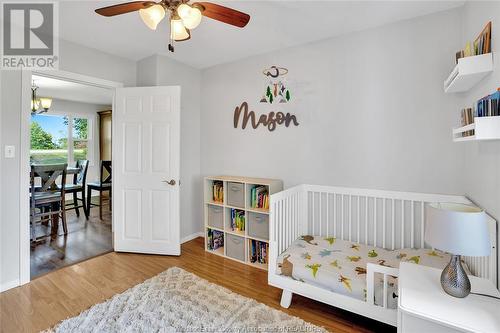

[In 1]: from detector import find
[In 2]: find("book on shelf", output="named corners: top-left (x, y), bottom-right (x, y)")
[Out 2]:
top-left (455, 21), bottom-right (491, 62)
top-left (476, 89), bottom-right (500, 118)
top-left (474, 21), bottom-right (492, 55)
top-left (475, 88), bottom-right (500, 117)
top-left (231, 209), bottom-right (245, 232)
top-left (207, 229), bottom-right (224, 251)
top-left (461, 107), bottom-right (475, 137)
top-left (249, 239), bottom-right (268, 265)
top-left (250, 185), bottom-right (269, 210)
top-left (458, 88), bottom-right (500, 137)
top-left (212, 181), bottom-right (224, 203)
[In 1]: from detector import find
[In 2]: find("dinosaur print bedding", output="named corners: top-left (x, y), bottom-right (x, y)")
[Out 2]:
top-left (276, 236), bottom-right (455, 308)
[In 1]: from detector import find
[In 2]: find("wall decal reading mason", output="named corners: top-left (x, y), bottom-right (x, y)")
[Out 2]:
top-left (233, 65), bottom-right (299, 132)
top-left (1, 2), bottom-right (59, 69)
top-left (233, 102), bottom-right (299, 131)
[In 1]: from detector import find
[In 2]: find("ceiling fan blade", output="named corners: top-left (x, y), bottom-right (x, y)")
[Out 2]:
top-left (95, 1), bottom-right (155, 17)
top-left (194, 2), bottom-right (250, 28)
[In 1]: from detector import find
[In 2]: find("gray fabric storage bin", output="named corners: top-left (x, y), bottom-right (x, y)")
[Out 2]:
top-left (226, 234), bottom-right (245, 262)
top-left (248, 212), bottom-right (269, 240)
top-left (207, 205), bottom-right (224, 229)
top-left (227, 182), bottom-right (245, 208)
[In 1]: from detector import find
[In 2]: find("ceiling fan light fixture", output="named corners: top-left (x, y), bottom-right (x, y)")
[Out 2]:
top-left (170, 15), bottom-right (190, 41)
top-left (139, 4), bottom-right (165, 30)
top-left (177, 3), bottom-right (202, 30)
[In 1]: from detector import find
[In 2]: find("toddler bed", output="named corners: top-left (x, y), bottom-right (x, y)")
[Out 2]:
top-left (276, 236), bottom-right (454, 309)
top-left (269, 185), bottom-right (497, 326)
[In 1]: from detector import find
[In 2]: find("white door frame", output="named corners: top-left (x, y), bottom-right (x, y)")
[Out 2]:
top-left (19, 69), bottom-right (123, 285)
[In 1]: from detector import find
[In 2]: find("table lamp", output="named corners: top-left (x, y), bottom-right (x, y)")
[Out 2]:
top-left (425, 202), bottom-right (490, 298)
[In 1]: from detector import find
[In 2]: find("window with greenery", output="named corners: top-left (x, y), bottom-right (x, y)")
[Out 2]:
top-left (71, 117), bottom-right (89, 162)
top-left (30, 114), bottom-right (92, 165)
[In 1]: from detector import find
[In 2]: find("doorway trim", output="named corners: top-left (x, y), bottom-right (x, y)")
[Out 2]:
top-left (20, 69), bottom-right (123, 285)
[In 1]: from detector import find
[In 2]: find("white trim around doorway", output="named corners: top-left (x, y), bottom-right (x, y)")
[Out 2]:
top-left (19, 69), bottom-right (123, 286)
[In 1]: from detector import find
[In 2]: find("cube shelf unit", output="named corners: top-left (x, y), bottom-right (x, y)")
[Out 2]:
top-left (204, 176), bottom-right (283, 270)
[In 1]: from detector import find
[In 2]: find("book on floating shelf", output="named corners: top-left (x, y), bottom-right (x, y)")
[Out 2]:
top-left (250, 239), bottom-right (268, 265)
top-left (251, 185), bottom-right (269, 210)
top-left (212, 181), bottom-right (224, 203)
top-left (230, 208), bottom-right (245, 232)
top-left (461, 108), bottom-right (475, 137)
top-left (453, 88), bottom-right (500, 142)
top-left (207, 229), bottom-right (224, 251)
top-left (476, 89), bottom-right (500, 117)
top-left (456, 21), bottom-right (492, 63)
top-left (446, 22), bottom-right (493, 94)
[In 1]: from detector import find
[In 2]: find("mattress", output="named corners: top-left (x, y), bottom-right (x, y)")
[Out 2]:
top-left (276, 235), bottom-right (455, 308)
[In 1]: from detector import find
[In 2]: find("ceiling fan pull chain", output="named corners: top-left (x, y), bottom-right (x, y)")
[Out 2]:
top-left (168, 16), bottom-right (175, 53)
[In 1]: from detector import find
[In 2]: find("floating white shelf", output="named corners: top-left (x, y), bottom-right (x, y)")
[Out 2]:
top-left (452, 116), bottom-right (500, 142)
top-left (444, 53), bottom-right (493, 93)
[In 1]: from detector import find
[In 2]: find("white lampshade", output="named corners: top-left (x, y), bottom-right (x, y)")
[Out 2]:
top-left (139, 4), bottom-right (165, 30)
top-left (170, 17), bottom-right (190, 41)
top-left (177, 3), bottom-right (202, 29)
top-left (39, 97), bottom-right (52, 110)
top-left (425, 203), bottom-right (490, 257)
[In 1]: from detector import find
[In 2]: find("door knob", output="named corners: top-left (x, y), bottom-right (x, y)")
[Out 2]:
top-left (163, 179), bottom-right (176, 186)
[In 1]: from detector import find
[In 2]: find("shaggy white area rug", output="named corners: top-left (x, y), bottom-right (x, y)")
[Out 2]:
top-left (44, 267), bottom-right (326, 333)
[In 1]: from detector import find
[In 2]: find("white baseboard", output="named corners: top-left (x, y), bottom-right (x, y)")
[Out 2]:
top-left (0, 279), bottom-right (19, 293)
top-left (181, 231), bottom-right (204, 244)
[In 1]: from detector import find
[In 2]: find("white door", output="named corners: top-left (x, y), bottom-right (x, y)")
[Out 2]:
top-left (113, 86), bottom-right (181, 255)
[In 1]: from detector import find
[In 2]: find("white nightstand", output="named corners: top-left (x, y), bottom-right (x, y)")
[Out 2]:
top-left (398, 262), bottom-right (500, 333)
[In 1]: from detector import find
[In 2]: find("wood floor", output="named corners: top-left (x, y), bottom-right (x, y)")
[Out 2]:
top-left (1, 237), bottom-right (394, 333)
top-left (30, 199), bottom-right (112, 278)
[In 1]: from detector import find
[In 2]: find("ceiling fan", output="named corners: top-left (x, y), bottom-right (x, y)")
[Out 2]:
top-left (95, 0), bottom-right (250, 52)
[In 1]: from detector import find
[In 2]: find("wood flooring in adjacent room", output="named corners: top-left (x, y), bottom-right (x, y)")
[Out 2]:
top-left (0, 237), bottom-right (394, 333)
top-left (30, 198), bottom-right (113, 279)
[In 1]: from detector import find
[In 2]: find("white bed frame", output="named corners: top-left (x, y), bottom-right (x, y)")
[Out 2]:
top-left (268, 184), bottom-right (497, 326)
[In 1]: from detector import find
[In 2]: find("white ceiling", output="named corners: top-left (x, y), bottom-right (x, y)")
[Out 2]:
top-left (59, 1), bottom-right (465, 69)
top-left (33, 75), bottom-right (113, 105)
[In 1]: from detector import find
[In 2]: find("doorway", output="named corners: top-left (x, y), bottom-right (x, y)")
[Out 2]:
top-left (19, 70), bottom-right (123, 283)
top-left (28, 74), bottom-right (115, 278)
top-left (19, 70), bottom-right (182, 286)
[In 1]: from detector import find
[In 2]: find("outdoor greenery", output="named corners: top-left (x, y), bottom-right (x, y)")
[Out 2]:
top-left (30, 118), bottom-right (88, 164)
top-left (30, 121), bottom-right (56, 149)
top-left (64, 116), bottom-right (88, 139)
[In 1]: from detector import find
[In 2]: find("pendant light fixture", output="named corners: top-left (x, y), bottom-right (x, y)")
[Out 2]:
top-left (31, 81), bottom-right (52, 114)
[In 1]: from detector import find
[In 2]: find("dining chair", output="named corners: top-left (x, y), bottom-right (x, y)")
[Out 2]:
top-left (87, 160), bottom-right (112, 220)
top-left (62, 160), bottom-right (89, 219)
top-left (30, 164), bottom-right (68, 242)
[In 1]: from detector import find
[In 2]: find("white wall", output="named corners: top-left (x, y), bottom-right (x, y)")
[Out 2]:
top-left (137, 55), bottom-right (202, 241)
top-left (201, 9), bottom-right (463, 195)
top-left (460, 1), bottom-right (500, 267)
top-left (38, 98), bottom-right (111, 183)
top-left (0, 71), bottom-right (23, 290)
top-left (0, 41), bottom-right (136, 289)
